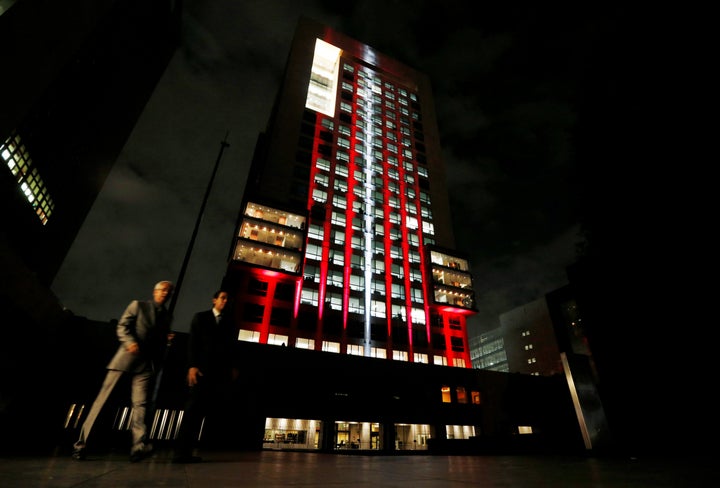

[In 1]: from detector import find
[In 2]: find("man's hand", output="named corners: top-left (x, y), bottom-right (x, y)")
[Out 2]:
top-left (187, 367), bottom-right (203, 386)
top-left (126, 342), bottom-right (139, 355)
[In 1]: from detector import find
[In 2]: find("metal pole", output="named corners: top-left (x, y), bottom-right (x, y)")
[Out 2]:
top-left (168, 132), bottom-right (230, 315)
top-left (152, 132), bottom-right (229, 407)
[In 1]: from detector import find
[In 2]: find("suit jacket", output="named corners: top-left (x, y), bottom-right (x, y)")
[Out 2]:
top-left (107, 299), bottom-right (172, 373)
top-left (187, 309), bottom-right (237, 381)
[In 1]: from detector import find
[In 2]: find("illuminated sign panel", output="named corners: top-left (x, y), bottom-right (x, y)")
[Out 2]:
top-left (305, 39), bottom-right (341, 117)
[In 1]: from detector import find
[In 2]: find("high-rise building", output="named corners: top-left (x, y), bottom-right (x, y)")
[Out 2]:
top-left (223, 17), bottom-right (477, 368)
top-left (54, 17), bottom-right (586, 456)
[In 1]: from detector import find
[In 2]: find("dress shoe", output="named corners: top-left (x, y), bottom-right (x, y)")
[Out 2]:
top-left (172, 455), bottom-right (202, 464)
top-left (71, 448), bottom-right (86, 461)
top-left (129, 445), bottom-right (154, 463)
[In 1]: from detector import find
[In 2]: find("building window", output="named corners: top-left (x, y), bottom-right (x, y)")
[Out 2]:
top-left (312, 188), bottom-right (327, 203)
top-left (1, 131), bottom-right (55, 225)
top-left (268, 333), bottom-right (288, 346)
top-left (305, 243), bottom-right (322, 261)
top-left (368, 347), bottom-right (386, 359)
top-left (440, 386), bottom-right (451, 403)
top-left (301, 288), bottom-right (319, 306)
top-left (322, 341), bottom-right (340, 353)
top-left (392, 350), bottom-right (409, 361)
top-left (295, 337), bottom-right (315, 350)
top-left (248, 278), bottom-right (268, 296)
top-left (306, 39), bottom-right (341, 117)
top-left (308, 224), bottom-right (324, 240)
top-left (238, 329), bottom-right (260, 342)
top-left (371, 300), bottom-right (386, 318)
top-left (316, 157), bottom-right (331, 171)
top-left (242, 303), bottom-right (265, 323)
top-left (446, 425), bottom-right (476, 440)
top-left (413, 353), bottom-right (428, 364)
top-left (456, 386), bottom-right (467, 404)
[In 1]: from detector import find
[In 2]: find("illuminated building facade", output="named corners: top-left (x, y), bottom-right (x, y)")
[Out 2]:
top-left (53, 18), bottom-right (587, 456)
top-left (223, 18), bottom-right (477, 369)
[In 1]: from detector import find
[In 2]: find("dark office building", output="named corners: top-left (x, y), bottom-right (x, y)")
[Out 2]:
top-left (0, 0), bottom-right (181, 453)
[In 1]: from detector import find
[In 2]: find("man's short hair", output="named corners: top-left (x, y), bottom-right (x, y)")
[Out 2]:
top-left (154, 280), bottom-right (174, 290)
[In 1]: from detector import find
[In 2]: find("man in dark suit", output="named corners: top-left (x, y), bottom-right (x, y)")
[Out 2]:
top-left (172, 289), bottom-right (239, 463)
top-left (72, 280), bottom-right (174, 462)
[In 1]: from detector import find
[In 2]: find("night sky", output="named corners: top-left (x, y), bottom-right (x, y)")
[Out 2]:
top-left (51, 2), bottom-right (634, 334)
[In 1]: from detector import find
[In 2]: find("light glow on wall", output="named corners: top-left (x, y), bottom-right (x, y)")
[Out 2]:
top-left (306, 39), bottom-right (341, 117)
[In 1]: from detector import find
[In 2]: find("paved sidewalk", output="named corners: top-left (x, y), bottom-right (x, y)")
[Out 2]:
top-left (0, 449), bottom-right (713, 487)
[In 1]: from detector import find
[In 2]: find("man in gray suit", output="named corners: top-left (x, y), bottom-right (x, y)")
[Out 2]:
top-left (72, 280), bottom-right (174, 462)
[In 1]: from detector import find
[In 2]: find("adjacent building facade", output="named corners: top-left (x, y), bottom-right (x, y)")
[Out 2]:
top-left (469, 282), bottom-right (611, 451)
top-left (0, 0), bottom-right (181, 454)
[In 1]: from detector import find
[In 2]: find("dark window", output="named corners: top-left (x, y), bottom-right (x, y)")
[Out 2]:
top-left (302, 109), bottom-right (316, 123)
top-left (347, 320), bottom-right (364, 338)
top-left (431, 333), bottom-right (445, 349)
top-left (297, 309), bottom-right (317, 331)
top-left (293, 164), bottom-right (310, 180)
top-left (300, 122), bottom-right (314, 137)
top-left (323, 315), bottom-right (342, 336)
top-left (248, 278), bottom-right (268, 296)
top-left (430, 314), bottom-right (443, 328)
top-left (412, 327), bottom-right (428, 346)
top-left (270, 307), bottom-right (292, 327)
top-left (275, 282), bottom-right (295, 301)
top-left (392, 326), bottom-right (408, 345)
top-left (371, 322), bottom-right (387, 341)
top-left (243, 303), bottom-right (264, 323)
top-left (296, 150), bottom-right (311, 165)
top-left (298, 135), bottom-right (313, 150)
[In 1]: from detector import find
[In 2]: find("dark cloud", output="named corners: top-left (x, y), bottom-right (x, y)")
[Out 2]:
top-left (52, 2), bottom-right (610, 333)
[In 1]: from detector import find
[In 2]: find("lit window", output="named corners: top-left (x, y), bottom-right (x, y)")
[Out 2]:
top-left (316, 158), bottom-right (331, 171)
top-left (312, 188), bottom-right (327, 203)
top-left (238, 329), bottom-right (260, 342)
top-left (440, 386), bottom-right (451, 403)
top-left (296, 337), bottom-right (315, 350)
top-left (322, 341), bottom-right (340, 353)
top-left (268, 334), bottom-right (288, 346)
top-left (1, 132), bottom-right (54, 225)
top-left (392, 350), bottom-right (408, 361)
top-left (306, 39), bottom-right (341, 117)
top-left (413, 353), bottom-right (428, 364)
